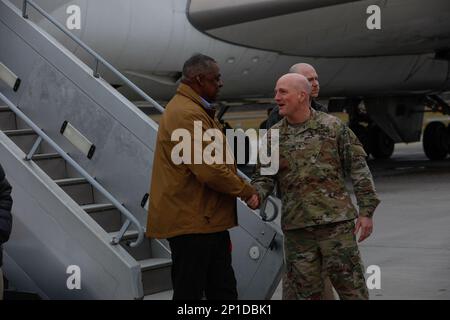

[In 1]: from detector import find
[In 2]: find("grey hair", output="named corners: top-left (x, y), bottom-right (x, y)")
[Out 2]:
top-left (182, 54), bottom-right (217, 80)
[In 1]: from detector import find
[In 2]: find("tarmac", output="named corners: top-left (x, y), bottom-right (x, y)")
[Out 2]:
top-left (271, 141), bottom-right (450, 300)
top-left (147, 141), bottom-right (450, 300)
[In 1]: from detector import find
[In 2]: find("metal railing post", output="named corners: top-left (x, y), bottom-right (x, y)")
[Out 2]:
top-left (22, 0), bottom-right (28, 18)
top-left (93, 58), bottom-right (100, 78)
top-left (258, 197), bottom-right (279, 222)
top-left (111, 219), bottom-right (131, 245)
top-left (26, 136), bottom-right (43, 161)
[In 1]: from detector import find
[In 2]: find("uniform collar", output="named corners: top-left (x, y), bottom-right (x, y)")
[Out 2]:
top-left (281, 108), bottom-right (320, 134)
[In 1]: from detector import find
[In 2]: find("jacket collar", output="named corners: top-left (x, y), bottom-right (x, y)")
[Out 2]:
top-left (176, 83), bottom-right (216, 118)
top-left (280, 108), bottom-right (320, 134)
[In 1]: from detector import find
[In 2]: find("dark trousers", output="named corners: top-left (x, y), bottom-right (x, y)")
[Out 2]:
top-left (168, 230), bottom-right (237, 300)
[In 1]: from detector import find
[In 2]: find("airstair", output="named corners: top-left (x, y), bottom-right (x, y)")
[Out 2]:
top-left (0, 0), bottom-right (283, 299)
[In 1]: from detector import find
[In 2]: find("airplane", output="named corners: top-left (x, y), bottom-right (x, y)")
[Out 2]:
top-left (15, 0), bottom-right (450, 161)
top-left (1, 0), bottom-right (449, 300)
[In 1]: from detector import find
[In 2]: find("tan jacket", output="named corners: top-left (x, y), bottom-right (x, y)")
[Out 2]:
top-left (146, 83), bottom-right (255, 239)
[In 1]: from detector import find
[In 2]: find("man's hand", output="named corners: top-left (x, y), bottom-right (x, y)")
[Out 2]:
top-left (354, 216), bottom-right (373, 242)
top-left (246, 193), bottom-right (260, 210)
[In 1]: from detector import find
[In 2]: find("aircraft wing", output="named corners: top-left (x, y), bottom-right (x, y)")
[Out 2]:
top-left (188, 0), bottom-right (450, 58)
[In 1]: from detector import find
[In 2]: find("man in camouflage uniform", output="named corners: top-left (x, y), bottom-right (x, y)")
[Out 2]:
top-left (264, 62), bottom-right (335, 299)
top-left (265, 63), bottom-right (327, 129)
top-left (248, 74), bottom-right (380, 300)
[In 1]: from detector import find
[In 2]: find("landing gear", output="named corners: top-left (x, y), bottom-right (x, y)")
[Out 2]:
top-left (349, 124), bottom-right (370, 156)
top-left (423, 122), bottom-right (449, 160)
top-left (347, 99), bottom-right (395, 159)
top-left (349, 124), bottom-right (395, 159)
top-left (347, 99), bottom-right (372, 157)
top-left (344, 95), bottom-right (450, 161)
top-left (369, 125), bottom-right (395, 159)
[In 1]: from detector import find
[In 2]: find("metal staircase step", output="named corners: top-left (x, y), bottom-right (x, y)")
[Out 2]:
top-left (140, 258), bottom-right (171, 271)
top-left (110, 229), bottom-right (139, 240)
top-left (133, 102), bottom-right (161, 116)
top-left (54, 177), bottom-right (88, 186)
top-left (0, 107), bottom-right (16, 131)
top-left (81, 203), bottom-right (122, 232)
top-left (143, 289), bottom-right (173, 300)
top-left (108, 229), bottom-right (152, 260)
top-left (54, 177), bottom-right (93, 205)
top-left (82, 203), bottom-right (116, 213)
top-left (3, 129), bottom-right (37, 152)
top-left (2, 129), bottom-right (52, 153)
top-left (110, 230), bottom-right (172, 296)
top-left (3, 128), bottom-right (34, 136)
top-left (139, 258), bottom-right (172, 296)
top-left (31, 153), bottom-right (67, 180)
top-left (31, 153), bottom-right (61, 160)
top-left (112, 227), bottom-right (171, 256)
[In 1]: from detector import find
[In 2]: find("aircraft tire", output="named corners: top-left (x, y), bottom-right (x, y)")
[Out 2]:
top-left (369, 125), bottom-right (394, 159)
top-left (423, 122), bottom-right (448, 160)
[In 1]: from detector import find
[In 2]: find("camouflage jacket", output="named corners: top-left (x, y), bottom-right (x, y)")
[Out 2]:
top-left (251, 109), bottom-right (380, 230)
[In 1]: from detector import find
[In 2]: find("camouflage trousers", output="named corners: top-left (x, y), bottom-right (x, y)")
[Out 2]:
top-left (282, 220), bottom-right (369, 300)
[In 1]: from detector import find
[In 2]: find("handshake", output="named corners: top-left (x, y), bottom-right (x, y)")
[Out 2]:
top-left (245, 193), bottom-right (260, 210)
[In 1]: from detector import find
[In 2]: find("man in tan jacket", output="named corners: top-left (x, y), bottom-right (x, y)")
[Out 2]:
top-left (147, 54), bottom-right (257, 300)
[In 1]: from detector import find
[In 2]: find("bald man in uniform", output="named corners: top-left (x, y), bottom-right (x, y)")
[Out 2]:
top-left (265, 64), bottom-right (336, 299)
top-left (265, 63), bottom-right (327, 129)
top-left (250, 74), bottom-right (379, 299)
